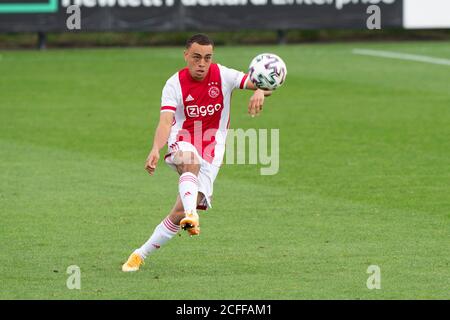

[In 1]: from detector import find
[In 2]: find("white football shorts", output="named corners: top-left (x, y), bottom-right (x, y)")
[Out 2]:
top-left (164, 141), bottom-right (220, 210)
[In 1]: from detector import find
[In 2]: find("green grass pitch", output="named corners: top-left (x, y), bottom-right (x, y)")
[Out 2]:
top-left (0, 42), bottom-right (449, 299)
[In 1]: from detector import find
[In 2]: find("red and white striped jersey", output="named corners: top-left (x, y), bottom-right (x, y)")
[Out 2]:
top-left (160, 63), bottom-right (248, 167)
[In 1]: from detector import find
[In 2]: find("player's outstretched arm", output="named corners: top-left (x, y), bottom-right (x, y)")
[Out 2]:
top-left (145, 112), bottom-right (174, 176)
top-left (245, 80), bottom-right (272, 117)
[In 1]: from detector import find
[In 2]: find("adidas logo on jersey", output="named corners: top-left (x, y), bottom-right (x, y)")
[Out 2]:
top-left (185, 94), bottom-right (194, 102)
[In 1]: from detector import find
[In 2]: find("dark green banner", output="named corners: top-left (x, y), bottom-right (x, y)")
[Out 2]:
top-left (0, 0), bottom-right (403, 32)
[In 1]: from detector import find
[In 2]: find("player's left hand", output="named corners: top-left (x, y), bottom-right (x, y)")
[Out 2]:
top-left (248, 89), bottom-right (265, 117)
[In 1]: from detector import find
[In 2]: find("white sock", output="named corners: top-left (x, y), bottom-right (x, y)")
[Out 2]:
top-left (179, 172), bottom-right (199, 213)
top-left (135, 217), bottom-right (179, 259)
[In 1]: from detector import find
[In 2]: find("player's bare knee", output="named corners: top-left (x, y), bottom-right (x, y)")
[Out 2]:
top-left (174, 151), bottom-right (200, 175)
top-left (179, 163), bottom-right (200, 175)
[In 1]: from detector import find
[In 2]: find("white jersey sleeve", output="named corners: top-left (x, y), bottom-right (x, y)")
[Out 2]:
top-left (218, 64), bottom-right (249, 92)
top-left (160, 74), bottom-right (181, 113)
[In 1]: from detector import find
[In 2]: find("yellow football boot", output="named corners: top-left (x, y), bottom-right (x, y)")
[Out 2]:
top-left (121, 252), bottom-right (144, 272)
top-left (180, 211), bottom-right (200, 236)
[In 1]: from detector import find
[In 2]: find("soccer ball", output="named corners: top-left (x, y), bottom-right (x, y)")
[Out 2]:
top-left (248, 53), bottom-right (287, 90)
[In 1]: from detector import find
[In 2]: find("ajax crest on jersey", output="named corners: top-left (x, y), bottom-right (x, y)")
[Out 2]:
top-left (208, 86), bottom-right (220, 98)
top-left (248, 53), bottom-right (287, 90)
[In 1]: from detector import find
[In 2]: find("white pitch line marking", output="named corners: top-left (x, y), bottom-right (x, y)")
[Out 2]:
top-left (352, 48), bottom-right (450, 66)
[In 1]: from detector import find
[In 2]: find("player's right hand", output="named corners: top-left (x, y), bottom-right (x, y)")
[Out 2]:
top-left (145, 148), bottom-right (160, 175)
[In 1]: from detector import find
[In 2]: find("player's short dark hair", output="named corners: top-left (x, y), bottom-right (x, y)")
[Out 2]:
top-left (186, 34), bottom-right (214, 49)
